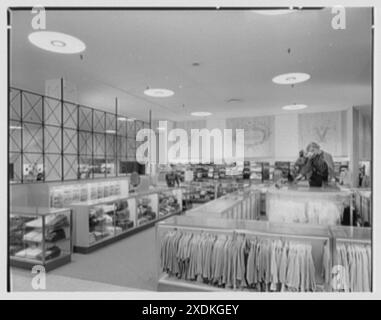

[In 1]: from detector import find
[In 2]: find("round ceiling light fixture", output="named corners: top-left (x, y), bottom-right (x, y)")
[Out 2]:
top-left (272, 72), bottom-right (311, 85)
top-left (28, 31), bottom-right (86, 54)
top-left (144, 88), bottom-right (174, 98)
top-left (282, 104), bottom-right (308, 110)
top-left (191, 112), bottom-right (212, 117)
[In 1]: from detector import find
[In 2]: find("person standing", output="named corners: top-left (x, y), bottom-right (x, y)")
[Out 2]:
top-left (295, 142), bottom-right (333, 187)
top-left (165, 164), bottom-right (180, 188)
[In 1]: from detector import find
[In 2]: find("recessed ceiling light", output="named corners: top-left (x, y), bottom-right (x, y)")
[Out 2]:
top-left (254, 9), bottom-right (296, 15)
top-left (191, 112), bottom-right (212, 117)
top-left (272, 72), bottom-right (311, 85)
top-left (28, 31), bottom-right (86, 54)
top-left (10, 125), bottom-right (23, 130)
top-left (144, 88), bottom-right (174, 98)
top-left (51, 40), bottom-right (66, 47)
top-left (105, 130), bottom-right (116, 134)
top-left (282, 104), bottom-right (308, 110)
top-left (117, 117), bottom-right (128, 121)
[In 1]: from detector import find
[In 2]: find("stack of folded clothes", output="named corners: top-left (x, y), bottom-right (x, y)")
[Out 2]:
top-left (15, 247), bottom-right (43, 260)
top-left (115, 200), bottom-right (134, 231)
top-left (89, 204), bottom-right (115, 243)
top-left (159, 193), bottom-right (180, 217)
top-left (137, 198), bottom-right (156, 226)
top-left (16, 245), bottom-right (62, 261)
top-left (23, 228), bottom-right (67, 243)
top-left (25, 214), bottom-right (69, 229)
top-left (36, 245), bottom-right (62, 261)
top-left (10, 216), bottom-right (34, 255)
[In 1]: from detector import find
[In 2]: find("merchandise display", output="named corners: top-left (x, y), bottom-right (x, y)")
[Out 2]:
top-left (157, 216), bottom-right (331, 292)
top-left (184, 181), bottom-right (217, 203)
top-left (71, 189), bottom-right (181, 253)
top-left (72, 196), bottom-right (136, 252)
top-left (7, 8), bottom-right (373, 295)
top-left (10, 207), bottom-right (72, 271)
top-left (266, 186), bottom-right (351, 225)
top-left (158, 189), bottom-right (182, 217)
top-left (136, 194), bottom-right (158, 226)
top-left (49, 180), bottom-right (128, 208)
top-left (161, 230), bottom-right (323, 292)
top-left (186, 189), bottom-right (261, 221)
top-left (331, 226), bottom-right (371, 292)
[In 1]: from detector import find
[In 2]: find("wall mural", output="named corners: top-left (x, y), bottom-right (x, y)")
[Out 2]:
top-left (226, 116), bottom-right (275, 158)
top-left (298, 111), bottom-right (347, 157)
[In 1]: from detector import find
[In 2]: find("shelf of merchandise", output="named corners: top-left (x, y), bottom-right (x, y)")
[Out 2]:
top-left (157, 187), bottom-right (183, 218)
top-left (266, 185), bottom-right (352, 226)
top-left (330, 225), bottom-right (372, 292)
top-left (10, 176), bottom-right (130, 208)
top-left (10, 207), bottom-right (73, 271)
top-left (182, 181), bottom-right (218, 204)
top-left (156, 216), bottom-right (332, 292)
top-left (71, 188), bottom-right (183, 254)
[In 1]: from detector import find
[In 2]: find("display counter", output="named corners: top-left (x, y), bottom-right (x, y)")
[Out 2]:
top-left (10, 207), bottom-right (73, 271)
top-left (266, 185), bottom-right (352, 225)
top-left (71, 188), bottom-right (182, 253)
top-left (186, 189), bottom-right (261, 221)
top-left (156, 216), bottom-right (331, 292)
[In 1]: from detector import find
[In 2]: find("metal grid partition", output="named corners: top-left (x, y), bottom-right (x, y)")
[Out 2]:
top-left (9, 87), bottom-right (150, 183)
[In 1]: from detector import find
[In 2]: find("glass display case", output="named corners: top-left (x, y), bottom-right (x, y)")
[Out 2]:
top-left (184, 181), bottom-right (217, 203)
top-left (158, 188), bottom-right (182, 218)
top-left (71, 195), bottom-right (136, 253)
top-left (71, 189), bottom-right (181, 253)
top-left (156, 216), bottom-right (332, 292)
top-left (266, 185), bottom-right (352, 226)
top-left (10, 207), bottom-right (72, 271)
top-left (136, 192), bottom-right (158, 227)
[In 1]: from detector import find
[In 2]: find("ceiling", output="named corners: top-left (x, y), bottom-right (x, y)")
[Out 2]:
top-left (10, 8), bottom-right (372, 122)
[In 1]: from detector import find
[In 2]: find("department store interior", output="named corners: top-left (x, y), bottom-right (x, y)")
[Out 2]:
top-left (8, 7), bottom-right (372, 292)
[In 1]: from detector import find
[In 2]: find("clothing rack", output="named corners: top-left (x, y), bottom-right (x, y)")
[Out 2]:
top-left (169, 224), bottom-right (329, 242)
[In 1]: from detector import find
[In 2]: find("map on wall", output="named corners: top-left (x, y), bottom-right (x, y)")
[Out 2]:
top-left (298, 111), bottom-right (347, 157)
top-left (226, 116), bottom-right (275, 158)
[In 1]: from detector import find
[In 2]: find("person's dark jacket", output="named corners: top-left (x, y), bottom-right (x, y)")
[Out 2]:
top-left (300, 152), bottom-right (329, 187)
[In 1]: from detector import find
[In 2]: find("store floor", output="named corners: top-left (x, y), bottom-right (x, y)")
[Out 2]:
top-left (11, 226), bottom-right (158, 292)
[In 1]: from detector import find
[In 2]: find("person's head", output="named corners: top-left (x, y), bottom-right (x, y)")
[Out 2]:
top-left (299, 150), bottom-right (305, 158)
top-left (306, 142), bottom-right (321, 158)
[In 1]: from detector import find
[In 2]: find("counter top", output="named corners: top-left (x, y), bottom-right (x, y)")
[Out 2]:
top-left (10, 206), bottom-right (71, 216)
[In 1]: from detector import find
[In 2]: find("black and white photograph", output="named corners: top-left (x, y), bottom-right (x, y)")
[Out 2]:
top-left (1, 0), bottom-right (380, 303)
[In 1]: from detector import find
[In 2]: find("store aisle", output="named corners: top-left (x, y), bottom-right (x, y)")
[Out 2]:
top-left (12, 226), bottom-right (158, 291)
top-left (11, 269), bottom-right (140, 292)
